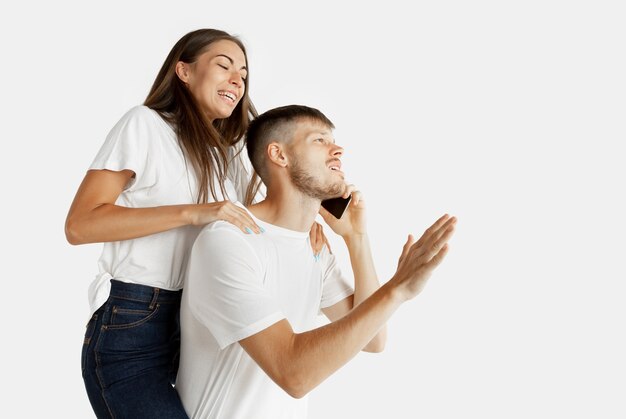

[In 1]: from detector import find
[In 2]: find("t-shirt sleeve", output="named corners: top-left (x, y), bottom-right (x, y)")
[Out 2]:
top-left (89, 106), bottom-right (159, 191)
top-left (319, 251), bottom-right (354, 309)
top-left (185, 225), bottom-right (285, 349)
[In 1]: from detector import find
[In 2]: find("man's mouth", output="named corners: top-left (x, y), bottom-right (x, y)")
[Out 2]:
top-left (328, 159), bottom-right (343, 173)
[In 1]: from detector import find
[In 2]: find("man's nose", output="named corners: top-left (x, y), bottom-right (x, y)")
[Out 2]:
top-left (331, 144), bottom-right (344, 157)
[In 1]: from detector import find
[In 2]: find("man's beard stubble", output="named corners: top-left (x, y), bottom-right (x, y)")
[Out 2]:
top-left (288, 158), bottom-right (345, 200)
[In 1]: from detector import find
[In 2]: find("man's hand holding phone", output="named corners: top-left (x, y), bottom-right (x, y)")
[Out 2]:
top-left (320, 184), bottom-right (367, 240)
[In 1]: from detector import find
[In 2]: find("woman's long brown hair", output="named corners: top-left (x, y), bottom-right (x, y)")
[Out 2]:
top-left (144, 29), bottom-right (261, 205)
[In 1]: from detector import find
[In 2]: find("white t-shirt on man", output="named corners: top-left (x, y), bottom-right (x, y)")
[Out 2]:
top-left (177, 207), bottom-right (354, 419)
top-left (86, 105), bottom-right (255, 318)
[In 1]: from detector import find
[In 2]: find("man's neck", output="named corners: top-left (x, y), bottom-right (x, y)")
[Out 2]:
top-left (248, 188), bottom-right (320, 233)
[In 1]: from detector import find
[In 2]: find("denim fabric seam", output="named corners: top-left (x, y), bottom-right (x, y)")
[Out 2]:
top-left (94, 307), bottom-right (116, 419)
top-left (82, 313), bottom-right (99, 373)
top-left (107, 294), bottom-right (179, 304)
top-left (84, 314), bottom-right (98, 345)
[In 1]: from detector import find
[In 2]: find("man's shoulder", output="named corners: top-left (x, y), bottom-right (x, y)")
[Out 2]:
top-left (189, 220), bottom-right (264, 278)
top-left (194, 219), bottom-right (267, 254)
top-left (196, 220), bottom-right (247, 245)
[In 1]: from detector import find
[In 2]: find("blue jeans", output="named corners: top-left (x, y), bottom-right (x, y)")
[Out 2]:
top-left (82, 279), bottom-right (189, 418)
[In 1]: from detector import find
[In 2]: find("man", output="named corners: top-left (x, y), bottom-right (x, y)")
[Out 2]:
top-left (177, 105), bottom-right (456, 418)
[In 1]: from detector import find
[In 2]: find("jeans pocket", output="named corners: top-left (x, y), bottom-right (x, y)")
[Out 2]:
top-left (107, 303), bottom-right (161, 330)
top-left (96, 302), bottom-right (176, 376)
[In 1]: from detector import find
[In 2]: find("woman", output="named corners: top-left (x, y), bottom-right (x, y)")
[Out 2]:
top-left (65, 29), bottom-right (325, 418)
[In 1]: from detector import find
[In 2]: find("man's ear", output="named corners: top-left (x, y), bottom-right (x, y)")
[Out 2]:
top-left (267, 142), bottom-right (288, 168)
top-left (175, 61), bottom-right (190, 84)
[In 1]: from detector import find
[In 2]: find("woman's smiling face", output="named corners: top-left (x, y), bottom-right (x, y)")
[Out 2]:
top-left (177, 39), bottom-right (248, 121)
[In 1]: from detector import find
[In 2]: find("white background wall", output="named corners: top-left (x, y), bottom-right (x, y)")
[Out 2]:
top-left (1, 0), bottom-right (624, 417)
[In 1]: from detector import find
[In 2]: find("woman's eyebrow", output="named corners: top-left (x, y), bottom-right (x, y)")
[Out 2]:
top-left (215, 54), bottom-right (247, 71)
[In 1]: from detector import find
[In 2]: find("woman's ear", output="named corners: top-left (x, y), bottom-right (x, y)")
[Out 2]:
top-left (175, 61), bottom-right (190, 84)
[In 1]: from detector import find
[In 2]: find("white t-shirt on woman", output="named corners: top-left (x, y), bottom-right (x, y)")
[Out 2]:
top-left (86, 105), bottom-right (253, 318)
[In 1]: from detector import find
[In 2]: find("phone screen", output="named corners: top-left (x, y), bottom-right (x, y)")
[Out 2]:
top-left (321, 196), bottom-right (352, 219)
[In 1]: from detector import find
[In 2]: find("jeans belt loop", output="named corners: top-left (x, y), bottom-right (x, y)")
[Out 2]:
top-left (149, 287), bottom-right (160, 310)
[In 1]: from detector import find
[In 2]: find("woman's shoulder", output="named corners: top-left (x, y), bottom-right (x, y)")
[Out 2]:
top-left (115, 105), bottom-right (174, 135)
top-left (120, 105), bottom-right (159, 122)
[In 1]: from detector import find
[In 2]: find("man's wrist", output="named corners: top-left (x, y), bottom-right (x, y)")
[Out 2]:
top-left (381, 277), bottom-right (407, 305)
top-left (342, 232), bottom-right (369, 247)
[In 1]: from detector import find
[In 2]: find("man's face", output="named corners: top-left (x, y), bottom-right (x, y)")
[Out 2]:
top-left (286, 119), bottom-right (345, 200)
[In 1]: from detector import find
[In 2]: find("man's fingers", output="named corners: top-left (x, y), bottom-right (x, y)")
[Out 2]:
top-left (435, 224), bottom-right (455, 251)
top-left (398, 234), bottom-right (415, 267)
top-left (350, 190), bottom-right (363, 207)
top-left (403, 234), bottom-right (415, 255)
top-left (421, 217), bottom-right (456, 253)
top-left (413, 215), bottom-right (456, 251)
top-left (420, 223), bottom-right (454, 263)
top-left (431, 216), bottom-right (457, 243)
top-left (413, 214), bottom-right (450, 247)
top-left (405, 216), bottom-right (456, 267)
top-left (423, 243), bottom-right (450, 271)
top-left (342, 184), bottom-right (356, 199)
top-left (428, 213), bottom-right (451, 235)
top-left (420, 221), bottom-right (456, 260)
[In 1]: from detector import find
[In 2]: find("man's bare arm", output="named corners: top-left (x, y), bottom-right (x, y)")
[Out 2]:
top-left (321, 232), bottom-right (386, 352)
top-left (240, 214), bottom-right (456, 398)
top-left (319, 190), bottom-right (386, 352)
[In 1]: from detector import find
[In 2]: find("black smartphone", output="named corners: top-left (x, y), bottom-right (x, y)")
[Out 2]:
top-left (321, 195), bottom-right (352, 219)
